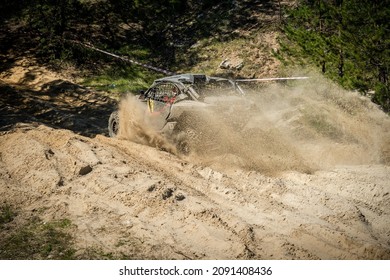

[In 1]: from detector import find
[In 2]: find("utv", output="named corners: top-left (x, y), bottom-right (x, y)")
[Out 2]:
top-left (108, 73), bottom-right (251, 154)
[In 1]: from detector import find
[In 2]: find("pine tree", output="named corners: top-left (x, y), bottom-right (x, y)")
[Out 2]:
top-left (283, 0), bottom-right (390, 111)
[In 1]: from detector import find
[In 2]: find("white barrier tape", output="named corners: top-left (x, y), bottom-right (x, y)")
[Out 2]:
top-left (236, 77), bottom-right (309, 82)
top-left (70, 40), bottom-right (176, 76)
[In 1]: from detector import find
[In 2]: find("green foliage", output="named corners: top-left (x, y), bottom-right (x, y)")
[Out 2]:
top-left (82, 64), bottom-right (161, 94)
top-left (25, 0), bottom-right (82, 60)
top-left (7, 0), bottom-right (389, 112)
top-left (0, 204), bottom-right (16, 227)
top-left (0, 214), bottom-right (75, 260)
top-left (4, 0), bottom-right (239, 64)
top-left (373, 84), bottom-right (390, 112)
top-left (282, 0), bottom-right (390, 111)
top-left (2, 0), bottom-right (244, 74)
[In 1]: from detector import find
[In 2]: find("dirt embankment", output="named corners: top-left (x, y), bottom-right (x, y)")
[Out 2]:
top-left (1, 124), bottom-right (390, 259)
top-left (1, 61), bottom-right (390, 259)
top-left (0, 57), bottom-right (116, 136)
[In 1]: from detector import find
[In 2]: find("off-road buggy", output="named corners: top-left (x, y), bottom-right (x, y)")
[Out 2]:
top-left (108, 73), bottom-right (253, 154)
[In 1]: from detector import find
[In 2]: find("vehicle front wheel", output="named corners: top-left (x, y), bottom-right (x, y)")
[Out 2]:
top-left (108, 110), bottom-right (120, 137)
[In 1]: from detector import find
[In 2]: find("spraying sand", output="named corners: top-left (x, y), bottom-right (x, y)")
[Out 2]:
top-left (116, 75), bottom-right (390, 175)
top-left (1, 68), bottom-right (390, 259)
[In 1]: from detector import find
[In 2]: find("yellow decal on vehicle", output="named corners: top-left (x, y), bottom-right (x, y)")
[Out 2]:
top-left (147, 98), bottom-right (154, 113)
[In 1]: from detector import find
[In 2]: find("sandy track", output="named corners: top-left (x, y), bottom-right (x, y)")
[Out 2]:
top-left (1, 124), bottom-right (389, 259)
top-left (1, 59), bottom-right (390, 259)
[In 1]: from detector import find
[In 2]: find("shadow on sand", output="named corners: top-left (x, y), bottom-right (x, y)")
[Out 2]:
top-left (0, 79), bottom-right (117, 137)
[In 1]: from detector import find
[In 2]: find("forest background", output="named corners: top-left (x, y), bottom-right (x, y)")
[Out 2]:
top-left (1, 0), bottom-right (389, 111)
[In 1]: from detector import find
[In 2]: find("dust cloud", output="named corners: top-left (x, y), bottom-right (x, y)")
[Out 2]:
top-left (253, 76), bottom-right (390, 167)
top-left (117, 76), bottom-right (390, 175)
top-left (117, 95), bottom-right (177, 154)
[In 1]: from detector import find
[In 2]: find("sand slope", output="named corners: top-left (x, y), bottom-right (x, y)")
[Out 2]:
top-left (1, 124), bottom-right (389, 259)
top-left (1, 61), bottom-right (389, 259)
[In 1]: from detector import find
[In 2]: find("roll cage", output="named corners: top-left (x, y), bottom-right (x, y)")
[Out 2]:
top-left (142, 74), bottom-right (245, 103)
